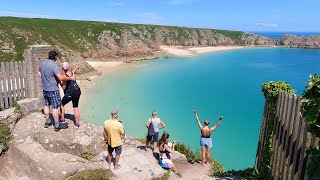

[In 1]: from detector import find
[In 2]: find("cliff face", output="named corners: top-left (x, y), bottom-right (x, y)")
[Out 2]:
top-left (1, 17), bottom-right (320, 72)
top-left (276, 34), bottom-right (320, 48)
top-left (0, 17), bottom-right (249, 63)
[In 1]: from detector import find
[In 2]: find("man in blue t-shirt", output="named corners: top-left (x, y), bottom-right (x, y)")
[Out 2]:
top-left (39, 50), bottom-right (75, 131)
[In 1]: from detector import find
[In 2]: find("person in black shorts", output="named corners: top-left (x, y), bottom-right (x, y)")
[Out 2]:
top-left (60, 62), bottom-right (81, 128)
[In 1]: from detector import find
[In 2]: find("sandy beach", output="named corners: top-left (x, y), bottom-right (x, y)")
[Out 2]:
top-left (160, 46), bottom-right (244, 56)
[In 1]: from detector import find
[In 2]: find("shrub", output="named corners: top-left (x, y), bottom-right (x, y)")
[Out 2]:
top-left (0, 123), bottom-right (11, 154)
top-left (68, 169), bottom-right (112, 180)
top-left (80, 153), bottom-right (94, 161)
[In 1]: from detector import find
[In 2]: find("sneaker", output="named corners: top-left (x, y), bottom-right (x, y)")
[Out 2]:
top-left (74, 123), bottom-right (80, 128)
top-left (54, 122), bottom-right (60, 132)
top-left (44, 119), bottom-right (52, 128)
top-left (60, 122), bottom-right (69, 129)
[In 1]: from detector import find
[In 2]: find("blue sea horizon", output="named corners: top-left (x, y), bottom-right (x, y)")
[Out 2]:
top-left (81, 47), bottom-right (320, 170)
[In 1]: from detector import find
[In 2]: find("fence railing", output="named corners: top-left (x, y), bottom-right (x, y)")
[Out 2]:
top-left (0, 60), bottom-right (27, 110)
top-left (256, 91), bottom-right (320, 180)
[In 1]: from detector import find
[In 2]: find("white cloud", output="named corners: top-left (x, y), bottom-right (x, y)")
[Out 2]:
top-left (256, 22), bottom-right (279, 28)
top-left (110, 2), bottom-right (126, 7)
top-left (133, 12), bottom-right (165, 24)
top-left (0, 11), bottom-right (54, 18)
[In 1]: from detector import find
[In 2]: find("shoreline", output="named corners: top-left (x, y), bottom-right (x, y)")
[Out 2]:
top-left (64, 46), bottom-right (248, 120)
top-left (159, 45), bottom-right (244, 57)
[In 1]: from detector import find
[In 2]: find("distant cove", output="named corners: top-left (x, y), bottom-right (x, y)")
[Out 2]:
top-left (81, 47), bottom-right (320, 170)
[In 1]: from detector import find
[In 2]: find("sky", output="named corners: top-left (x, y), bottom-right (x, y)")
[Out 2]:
top-left (0, 0), bottom-right (319, 32)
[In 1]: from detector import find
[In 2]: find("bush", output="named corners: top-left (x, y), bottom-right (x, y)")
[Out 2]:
top-left (80, 153), bottom-right (94, 161)
top-left (68, 169), bottom-right (112, 180)
top-left (174, 142), bottom-right (200, 162)
top-left (152, 171), bottom-right (170, 180)
top-left (213, 167), bottom-right (258, 179)
top-left (0, 123), bottom-right (11, 154)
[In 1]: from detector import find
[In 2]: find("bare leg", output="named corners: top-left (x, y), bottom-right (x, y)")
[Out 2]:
top-left (44, 106), bottom-right (50, 120)
top-left (201, 146), bottom-right (206, 165)
top-left (206, 148), bottom-right (211, 164)
top-left (114, 155), bottom-right (121, 170)
top-left (60, 105), bottom-right (65, 120)
top-left (108, 152), bottom-right (112, 169)
top-left (153, 142), bottom-right (158, 152)
top-left (73, 108), bottom-right (80, 124)
top-left (52, 108), bottom-right (60, 123)
top-left (145, 140), bottom-right (149, 150)
top-left (171, 163), bottom-right (178, 173)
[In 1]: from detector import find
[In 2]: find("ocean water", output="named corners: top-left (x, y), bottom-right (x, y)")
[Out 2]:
top-left (252, 31), bottom-right (320, 39)
top-left (81, 47), bottom-right (320, 170)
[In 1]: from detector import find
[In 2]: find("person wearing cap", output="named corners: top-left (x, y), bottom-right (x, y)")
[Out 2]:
top-left (38, 50), bottom-right (76, 132)
top-left (103, 110), bottom-right (125, 170)
top-left (60, 62), bottom-right (81, 128)
top-left (193, 110), bottom-right (223, 165)
top-left (145, 111), bottom-right (166, 151)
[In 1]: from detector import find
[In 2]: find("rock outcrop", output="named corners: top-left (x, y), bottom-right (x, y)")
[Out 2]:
top-left (0, 112), bottom-right (211, 180)
top-left (276, 34), bottom-right (320, 48)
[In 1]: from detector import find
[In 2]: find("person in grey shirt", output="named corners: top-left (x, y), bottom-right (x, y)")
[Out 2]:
top-left (38, 50), bottom-right (75, 131)
top-left (145, 111), bottom-right (166, 151)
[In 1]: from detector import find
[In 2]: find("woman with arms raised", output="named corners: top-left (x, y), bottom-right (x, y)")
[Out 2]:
top-left (194, 110), bottom-right (223, 165)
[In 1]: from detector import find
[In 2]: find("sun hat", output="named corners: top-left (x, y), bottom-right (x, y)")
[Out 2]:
top-left (62, 62), bottom-right (70, 70)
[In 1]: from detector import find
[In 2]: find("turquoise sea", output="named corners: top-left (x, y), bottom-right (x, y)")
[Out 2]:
top-left (81, 47), bottom-right (320, 170)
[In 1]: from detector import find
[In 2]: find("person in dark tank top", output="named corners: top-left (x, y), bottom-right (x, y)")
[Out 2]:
top-left (60, 62), bottom-right (81, 128)
top-left (194, 109), bottom-right (223, 165)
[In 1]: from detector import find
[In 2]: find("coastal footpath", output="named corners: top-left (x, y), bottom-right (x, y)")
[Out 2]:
top-left (1, 17), bottom-right (320, 76)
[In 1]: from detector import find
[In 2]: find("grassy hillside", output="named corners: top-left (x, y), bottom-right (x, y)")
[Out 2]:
top-left (0, 17), bottom-right (244, 61)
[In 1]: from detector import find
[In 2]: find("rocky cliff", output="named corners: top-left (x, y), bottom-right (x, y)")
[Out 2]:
top-left (1, 17), bottom-right (320, 74)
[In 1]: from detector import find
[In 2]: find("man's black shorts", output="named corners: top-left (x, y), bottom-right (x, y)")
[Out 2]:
top-left (108, 145), bottom-right (122, 155)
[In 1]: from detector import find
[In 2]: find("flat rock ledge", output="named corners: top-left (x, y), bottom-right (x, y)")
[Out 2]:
top-left (7, 112), bottom-right (190, 180)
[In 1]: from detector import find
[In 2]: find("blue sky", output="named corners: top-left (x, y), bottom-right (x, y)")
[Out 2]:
top-left (0, 0), bottom-right (319, 32)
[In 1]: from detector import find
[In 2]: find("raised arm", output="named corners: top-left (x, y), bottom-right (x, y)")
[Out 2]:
top-left (164, 143), bottom-right (175, 153)
top-left (159, 119), bottom-right (166, 129)
top-left (194, 110), bottom-right (203, 130)
top-left (72, 65), bottom-right (78, 74)
top-left (209, 116), bottom-right (223, 132)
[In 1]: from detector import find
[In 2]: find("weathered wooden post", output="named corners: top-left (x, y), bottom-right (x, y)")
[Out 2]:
top-left (24, 45), bottom-right (52, 106)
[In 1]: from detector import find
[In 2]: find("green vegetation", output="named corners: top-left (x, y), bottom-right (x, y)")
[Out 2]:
top-left (12, 101), bottom-right (21, 113)
top-left (152, 171), bottom-right (170, 180)
top-left (0, 17), bottom-right (246, 61)
top-left (301, 74), bottom-right (320, 178)
top-left (175, 142), bottom-right (200, 162)
top-left (213, 167), bottom-right (258, 179)
top-left (80, 153), bottom-right (94, 161)
top-left (68, 169), bottom-right (112, 180)
top-left (0, 123), bottom-right (11, 154)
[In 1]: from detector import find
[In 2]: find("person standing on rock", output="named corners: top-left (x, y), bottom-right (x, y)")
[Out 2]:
top-left (39, 50), bottom-right (76, 132)
top-left (193, 110), bottom-right (223, 165)
top-left (145, 111), bottom-right (166, 152)
top-left (103, 110), bottom-right (125, 170)
top-left (60, 62), bottom-right (81, 128)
